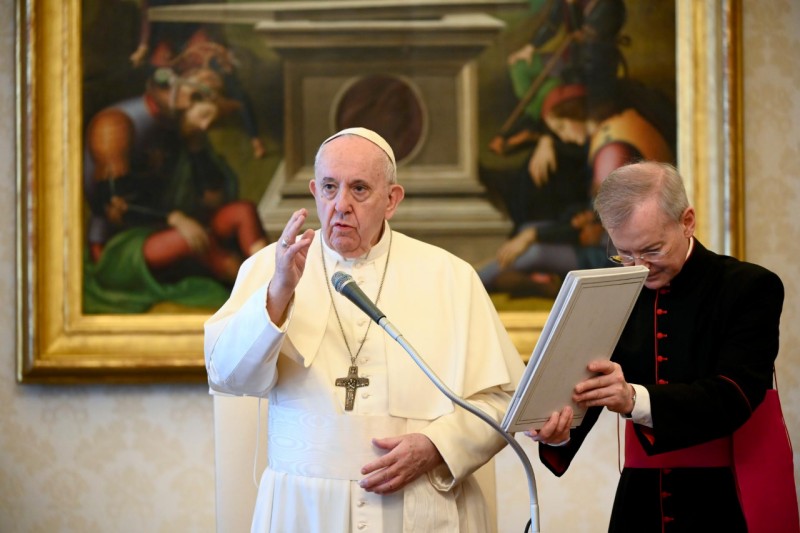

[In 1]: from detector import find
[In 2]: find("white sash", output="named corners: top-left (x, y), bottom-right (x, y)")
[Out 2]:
top-left (267, 405), bottom-right (407, 481)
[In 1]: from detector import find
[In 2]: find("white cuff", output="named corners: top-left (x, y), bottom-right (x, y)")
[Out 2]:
top-left (630, 384), bottom-right (653, 428)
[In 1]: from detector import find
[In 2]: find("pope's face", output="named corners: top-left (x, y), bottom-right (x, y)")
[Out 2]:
top-left (606, 197), bottom-right (695, 290)
top-left (310, 135), bottom-right (404, 258)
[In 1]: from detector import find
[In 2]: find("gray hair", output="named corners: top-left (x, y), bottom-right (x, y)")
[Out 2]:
top-left (313, 131), bottom-right (397, 185)
top-left (594, 161), bottom-right (690, 230)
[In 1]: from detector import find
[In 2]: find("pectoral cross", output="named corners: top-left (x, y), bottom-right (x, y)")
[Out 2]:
top-left (335, 365), bottom-right (369, 411)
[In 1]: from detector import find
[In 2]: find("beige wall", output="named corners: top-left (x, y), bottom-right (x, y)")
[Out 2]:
top-left (1, 1), bottom-right (798, 531)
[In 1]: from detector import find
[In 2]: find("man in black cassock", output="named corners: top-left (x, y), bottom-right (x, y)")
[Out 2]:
top-left (527, 161), bottom-right (785, 532)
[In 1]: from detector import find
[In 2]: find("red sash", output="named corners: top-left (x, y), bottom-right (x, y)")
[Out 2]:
top-left (731, 390), bottom-right (800, 533)
top-left (623, 390), bottom-right (800, 533)
top-left (624, 421), bottom-right (731, 468)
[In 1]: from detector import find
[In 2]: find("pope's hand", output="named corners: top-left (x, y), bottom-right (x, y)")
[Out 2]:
top-left (266, 208), bottom-right (315, 325)
top-left (358, 433), bottom-right (444, 494)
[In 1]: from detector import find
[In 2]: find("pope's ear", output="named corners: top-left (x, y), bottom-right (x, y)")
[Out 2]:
top-left (385, 184), bottom-right (405, 219)
top-left (309, 179), bottom-right (317, 196)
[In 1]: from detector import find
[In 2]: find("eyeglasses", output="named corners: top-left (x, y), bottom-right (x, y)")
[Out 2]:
top-left (607, 240), bottom-right (671, 265)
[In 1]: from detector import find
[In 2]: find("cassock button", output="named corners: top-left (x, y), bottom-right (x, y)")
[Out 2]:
top-left (661, 491), bottom-right (672, 499)
top-left (656, 308), bottom-right (668, 315)
top-left (660, 289), bottom-right (670, 295)
top-left (657, 355), bottom-right (668, 362)
top-left (357, 522), bottom-right (367, 530)
top-left (656, 332), bottom-right (668, 339)
top-left (357, 500), bottom-right (366, 507)
top-left (662, 516), bottom-right (675, 523)
top-left (361, 392), bottom-right (370, 399)
top-left (658, 379), bottom-right (669, 385)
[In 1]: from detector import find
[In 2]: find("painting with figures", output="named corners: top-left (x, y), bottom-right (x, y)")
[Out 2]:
top-left (20, 0), bottom-right (713, 382)
top-left (80, 0), bottom-right (675, 317)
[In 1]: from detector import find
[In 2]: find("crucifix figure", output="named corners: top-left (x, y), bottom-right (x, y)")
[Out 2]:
top-left (335, 365), bottom-right (370, 411)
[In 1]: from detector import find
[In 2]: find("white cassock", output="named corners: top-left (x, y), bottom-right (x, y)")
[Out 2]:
top-left (205, 224), bottom-right (525, 533)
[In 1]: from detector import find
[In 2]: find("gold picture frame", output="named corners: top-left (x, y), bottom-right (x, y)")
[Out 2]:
top-left (16, 0), bottom-right (743, 383)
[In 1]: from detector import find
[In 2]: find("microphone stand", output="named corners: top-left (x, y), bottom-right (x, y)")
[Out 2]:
top-left (377, 317), bottom-right (540, 533)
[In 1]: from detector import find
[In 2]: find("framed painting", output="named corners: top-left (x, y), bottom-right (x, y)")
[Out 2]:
top-left (16, 0), bottom-right (742, 382)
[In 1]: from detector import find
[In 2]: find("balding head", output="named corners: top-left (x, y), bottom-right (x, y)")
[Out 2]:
top-left (594, 161), bottom-right (690, 231)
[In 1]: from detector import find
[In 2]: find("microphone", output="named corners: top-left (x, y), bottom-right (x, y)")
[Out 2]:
top-left (331, 271), bottom-right (386, 324)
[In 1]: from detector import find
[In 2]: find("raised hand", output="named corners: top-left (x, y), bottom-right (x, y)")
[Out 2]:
top-left (266, 208), bottom-right (315, 325)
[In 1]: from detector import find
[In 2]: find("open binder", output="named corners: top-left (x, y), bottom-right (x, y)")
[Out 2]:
top-left (502, 265), bottom-right (649, 433)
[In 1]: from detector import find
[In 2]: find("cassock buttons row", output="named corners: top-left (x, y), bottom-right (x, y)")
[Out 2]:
top-left (660, 469), bottom-right (675, 527)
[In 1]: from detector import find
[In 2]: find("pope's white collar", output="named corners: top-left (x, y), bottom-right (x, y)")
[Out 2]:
top-left (321, 221), bottom-right (392, 266)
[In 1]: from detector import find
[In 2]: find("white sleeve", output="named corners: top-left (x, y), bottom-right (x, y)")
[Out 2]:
top-left (204, 282), bottom-right (291, 397)
top-left (419, 387), bottom-right (512, 490)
